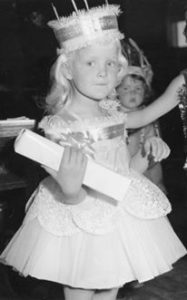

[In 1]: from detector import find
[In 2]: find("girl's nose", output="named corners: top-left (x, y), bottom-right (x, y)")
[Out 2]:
top-left (97, 64), bottom-right (107, 78)
top-left (129, 89), bottom-right (136, 94)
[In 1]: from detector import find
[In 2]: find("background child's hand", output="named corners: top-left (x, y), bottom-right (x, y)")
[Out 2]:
top-left (42, 146), bottom-right (87, 204)
top-left (143, 136), bottom-right (170, 162)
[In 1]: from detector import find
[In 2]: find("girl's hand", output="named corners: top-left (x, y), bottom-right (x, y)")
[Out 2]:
top-left (143, 136), bottom-right (170, 162)
top-left (42, 146), bottom-right (87, 204)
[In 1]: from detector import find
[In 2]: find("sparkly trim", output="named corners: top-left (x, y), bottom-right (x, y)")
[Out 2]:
top-left (56, 32), bottom-right (124, 53)
top-left (39, 111), bottom-right (127, 140)
top-left (48, 4), bottom-right (124, 53)
top-left (24, 171), bottom-right (172, 237)
top-left (123, 170), bottom-right (172, 219)
top-left (24, 178), bottom-right (118, 236)
top-left (49, 5), bottom-right (121, 29)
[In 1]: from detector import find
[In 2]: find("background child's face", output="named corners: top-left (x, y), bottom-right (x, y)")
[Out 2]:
top-left (117, 76), bottom-right (145, 110)
top-left (68, 42), bottom-right (120, 101)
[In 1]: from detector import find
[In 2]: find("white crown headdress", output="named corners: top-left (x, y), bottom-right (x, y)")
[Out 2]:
top-left (48, 1), bottom-right (124, 53)
top-left (124, 38), bottom-right (153, 87)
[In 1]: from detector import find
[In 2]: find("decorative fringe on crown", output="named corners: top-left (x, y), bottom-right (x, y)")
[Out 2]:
top-left (48, 2), bottom-right (124, 53)
top-left (123, 38), bottom-right (153, 86)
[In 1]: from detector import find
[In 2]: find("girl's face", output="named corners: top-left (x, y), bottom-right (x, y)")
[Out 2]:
top-left (117, 76), bottom-right (145, 110)
top-left (68, 42), bottom-right (121, 102)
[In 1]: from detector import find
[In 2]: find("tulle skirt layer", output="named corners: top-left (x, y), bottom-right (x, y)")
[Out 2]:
top-left (1, 210), bottom-right (186, 289)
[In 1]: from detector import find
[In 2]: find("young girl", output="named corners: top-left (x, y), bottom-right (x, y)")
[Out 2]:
top-left (117, 65), bottom-right (168, 193)
top-left (1, 3), bottom-right (187, 300)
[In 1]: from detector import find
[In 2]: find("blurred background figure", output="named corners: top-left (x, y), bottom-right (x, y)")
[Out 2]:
top-left (117, 38), bottom-right (167, 194)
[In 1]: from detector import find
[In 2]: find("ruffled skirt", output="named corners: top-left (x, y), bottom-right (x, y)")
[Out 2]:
top-left (1, 197), bottom-right (186, 289)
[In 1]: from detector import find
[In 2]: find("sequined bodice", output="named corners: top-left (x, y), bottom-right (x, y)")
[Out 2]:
top-left (39, 110), bottom-right (131, 175)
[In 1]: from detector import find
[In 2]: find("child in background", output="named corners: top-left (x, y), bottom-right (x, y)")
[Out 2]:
top-left (117, 38), bottom-right (167, 193)
top-left (117, 40), bottom-right (169, 295)
top-left (1, 3), bottom-right (186, 300)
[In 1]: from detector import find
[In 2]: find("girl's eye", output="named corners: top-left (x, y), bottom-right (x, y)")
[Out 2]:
top-left (107, 61), bottom-right (116, 67)
top-left (136, 87), bottom-right (143, 93)
top-left (86, 61), bottom-right (95, 67)
top-left (123, 87), bottom-right (129, 91)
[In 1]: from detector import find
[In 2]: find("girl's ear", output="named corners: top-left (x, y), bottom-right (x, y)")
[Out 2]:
top-left (56, 54), bottom-right (73, 80)
top-left (62, 62), bottom-right (73, 80)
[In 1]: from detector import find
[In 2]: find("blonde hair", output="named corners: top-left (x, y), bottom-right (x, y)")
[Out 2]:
top-left (45, 39), bottom-right (128, 114)
top-left (45, 53), bottom-right (72, 114)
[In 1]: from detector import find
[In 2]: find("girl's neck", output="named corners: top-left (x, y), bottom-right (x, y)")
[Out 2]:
top-left (68, 93), bottom-right (103, 118)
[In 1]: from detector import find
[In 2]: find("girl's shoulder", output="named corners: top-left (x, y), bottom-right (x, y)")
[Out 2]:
top-left (39, 110), bottom-right (76, 128)
top-left (40, 103), bottom-right (127, 134)
top-left (38, 111), bottom-right (76, 138)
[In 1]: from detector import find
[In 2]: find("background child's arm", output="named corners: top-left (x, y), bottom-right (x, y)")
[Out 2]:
top-left (130, 151), bottom-right (149, 173)
top-left (126, 74), bottom-right (184, 129)
top-left (130, 135), bottom-right (170, 173)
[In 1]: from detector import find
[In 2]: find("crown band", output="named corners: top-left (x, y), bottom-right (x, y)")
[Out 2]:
top-left (55, 15), bottom-right (118, 43)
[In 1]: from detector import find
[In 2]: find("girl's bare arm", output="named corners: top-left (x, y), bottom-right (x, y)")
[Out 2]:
top-left (126, 74), bottom-right (184, 129)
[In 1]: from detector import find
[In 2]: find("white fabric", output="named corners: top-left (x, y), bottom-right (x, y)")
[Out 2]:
top-left (1, 110), bottom-right (186, 289)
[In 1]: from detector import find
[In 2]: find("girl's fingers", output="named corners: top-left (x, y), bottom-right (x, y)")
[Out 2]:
top-left (81, 154), bottom-right (88, 172)
top-left (62, 146), bottom-right (70, 164)
top-left (153, 142), bottom-right (170, 162)
top-left (161, 145), bottom-right (170, 159)
top-left (144, 137), bottom-right (171, 162)
top-left (143, 139), bottom-right (152, 156)
top-left (62, 146), bottom-right (87, 169)
top-left (62, 146), bottom-right (75, 166)
top-left (69, 147), bottom-right (81, 166)
top-left (76, 149), bottom-right (87, 166)
top-left (151, 139), bottom-right (159, 158)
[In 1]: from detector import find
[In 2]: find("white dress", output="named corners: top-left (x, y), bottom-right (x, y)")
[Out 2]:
top-left (1, 109), bottom-right (186, 289)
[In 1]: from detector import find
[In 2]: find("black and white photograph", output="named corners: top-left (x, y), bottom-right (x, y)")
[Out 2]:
top-left (0, 0), bottom-right (187, 299)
